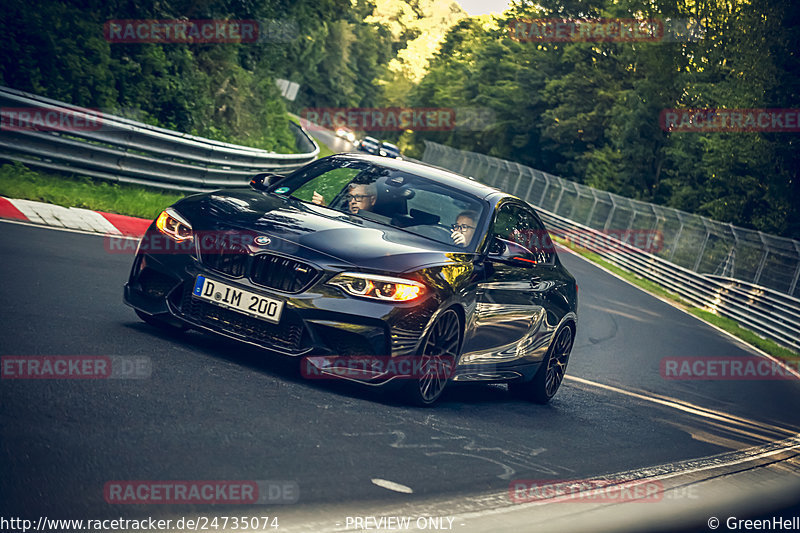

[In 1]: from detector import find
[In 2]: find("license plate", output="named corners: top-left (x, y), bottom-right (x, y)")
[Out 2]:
top-left (192, 275), bottom-right (284, 324)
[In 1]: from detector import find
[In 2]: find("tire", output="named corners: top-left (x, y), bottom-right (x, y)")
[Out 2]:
top-left (400, 308), bottom-right (461, 406)
top-left (509, 324), bottom-right (574, 404)
top-left (135, 309), bottom-right (189, 332)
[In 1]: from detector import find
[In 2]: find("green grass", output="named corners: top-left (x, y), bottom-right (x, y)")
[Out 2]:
top-left (313, 135), bottom-right (335, 159)
top-left (552, 235), bottom-right (799, 361)
top-left (0, 163), bottom-right (185, 220)
top-left (689, 309), bottom-right (800, 360)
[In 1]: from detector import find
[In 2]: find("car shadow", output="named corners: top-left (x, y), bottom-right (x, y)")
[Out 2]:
top-left (124, 320), bottom-right (554, 409)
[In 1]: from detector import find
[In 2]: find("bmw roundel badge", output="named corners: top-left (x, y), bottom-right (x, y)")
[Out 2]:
top-left (254, 235), bottom-right (271, 246)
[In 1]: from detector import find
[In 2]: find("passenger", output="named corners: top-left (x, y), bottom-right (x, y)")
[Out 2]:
top-left (451, 210), bottom-right (478, 247)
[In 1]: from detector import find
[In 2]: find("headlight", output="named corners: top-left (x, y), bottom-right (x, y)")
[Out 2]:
top-left (155, 208), bottom-right (193, 242)
top-left (328, 273), bottom-right (424, 302)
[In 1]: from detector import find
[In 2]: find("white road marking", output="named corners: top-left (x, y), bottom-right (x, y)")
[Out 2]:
top-left (283, 433), bottom-right (800, 533)
top-left (566, 375), bottom-right (798, 437)
top-left (371, 478), bottom-right (414, 494)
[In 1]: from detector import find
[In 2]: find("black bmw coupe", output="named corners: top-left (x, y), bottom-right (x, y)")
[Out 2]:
top-left (124, 154), bottom-right (578, 405)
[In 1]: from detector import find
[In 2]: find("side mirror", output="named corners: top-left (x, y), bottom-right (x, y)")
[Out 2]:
top-left (249, 172), bottom-right (286, 191)
top-left (487, 236), bottom-right (538, 266)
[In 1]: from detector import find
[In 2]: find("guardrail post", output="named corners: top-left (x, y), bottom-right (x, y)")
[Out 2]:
top-left (753, 232), bottom-right (770, 286)
top-left (458, 152), bottom-right (468, 174)
top-left (626, 201), bottom-right (636, 231)
top-left (790, 262), bottom-right (800, 296)
top-left (475, 155), bottom-right (486, 180)
top-left (586, 189), bottom-right (599, 226)
top-left (512, 163), bottom-right (524, 196)
top-left (552, 180), bottom-right (567, 214)
top-left (692, 222), bottom-right (710, 272)
top-left (537, 174), bottom-right (551, 207)
top-left (791, 242), bottom-right (800, 296)
top-left (603, 196), bottom-right (617, 231)
top-left (568, 183), bottom-right (580, 220)
top-left (669, 216), bottom-right (685, 262)
top-left (523, 167), bottom-right (536, 203)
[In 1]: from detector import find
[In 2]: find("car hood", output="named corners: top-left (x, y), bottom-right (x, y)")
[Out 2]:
top-left (174, 190), bottom-right (470, 272)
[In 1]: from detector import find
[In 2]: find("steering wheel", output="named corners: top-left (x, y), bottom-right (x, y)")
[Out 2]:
top-left (407, 223), bottom-right (453, 243)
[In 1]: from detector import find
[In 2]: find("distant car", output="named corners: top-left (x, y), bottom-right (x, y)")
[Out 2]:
top-left (124, 153), bottom-right (578, 405)
top-left (379, 142), bottom-right (402, 159)
top-left (356, 136), bottom-right (380, 154)
top-left (335, 127), bottom-right (356, 143)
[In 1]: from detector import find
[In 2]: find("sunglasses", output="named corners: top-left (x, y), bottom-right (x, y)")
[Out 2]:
top-left (451, 223), bottom-right (475, 231)
top-left (345, 194), bottom-right (375, 202)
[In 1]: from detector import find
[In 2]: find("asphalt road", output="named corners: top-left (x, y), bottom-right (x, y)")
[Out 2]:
top-left (1, 221), bottom-right (799, 522)
top-left (300, 121), bottom-right (355, 154)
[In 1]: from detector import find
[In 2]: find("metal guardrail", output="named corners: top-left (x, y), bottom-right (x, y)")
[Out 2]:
top-left (540, 210), bottom-right (800, 352)
top-left (422, 141), bottom-right (800, 352)
top-left (0, 86), bottom-right (319, 192)
top-left (422, 141), bottom-right (800, 300)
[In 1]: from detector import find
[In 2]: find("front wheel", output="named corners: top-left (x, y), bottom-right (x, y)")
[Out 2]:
top-left (400, 308), bottom-right (461, 406)
top-left (510, 325), bottom-right (574, 404)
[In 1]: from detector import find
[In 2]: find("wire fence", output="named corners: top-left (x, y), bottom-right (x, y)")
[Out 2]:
top-left (422, 141), bottom-right (800, 299)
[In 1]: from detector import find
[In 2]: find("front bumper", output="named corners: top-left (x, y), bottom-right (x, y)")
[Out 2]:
top-left (124, 247), bottom-right (438, 367)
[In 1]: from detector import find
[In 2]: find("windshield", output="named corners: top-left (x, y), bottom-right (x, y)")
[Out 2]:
top-left (271, 159), bottom-right (487, 250)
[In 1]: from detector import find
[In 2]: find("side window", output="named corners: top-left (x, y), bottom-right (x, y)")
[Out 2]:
top-left (492, 203), bottom-right (555, 264)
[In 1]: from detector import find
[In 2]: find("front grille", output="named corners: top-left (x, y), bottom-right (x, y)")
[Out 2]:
top-left (200, 235), bottom-right (248, 277)
top-left (251, 254), bottom-right (319, 293)
top-left (178, 287), bottom-right (305, 352)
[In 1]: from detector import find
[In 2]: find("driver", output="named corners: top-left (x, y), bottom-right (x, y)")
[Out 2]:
top-left (451, 210), bottom-right (478, 247)
top-left (312, 182), bottom-right (377, 215)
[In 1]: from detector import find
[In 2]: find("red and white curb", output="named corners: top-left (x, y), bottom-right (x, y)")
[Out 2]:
top-left (0, 196), bottom-right (150, 237)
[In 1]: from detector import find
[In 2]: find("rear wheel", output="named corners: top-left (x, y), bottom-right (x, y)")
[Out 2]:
top-left (401, 308), bottom-right (460, 406)
top-left (510, 325), bottom-right (573, 404)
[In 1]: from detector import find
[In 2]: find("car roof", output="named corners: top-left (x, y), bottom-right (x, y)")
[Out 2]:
top-left (328, 152), bottom-right (509, 202)
top-left (363, 136), bottom-right (379, 142)
top-left (381, 142), bottom-right (399, 149)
